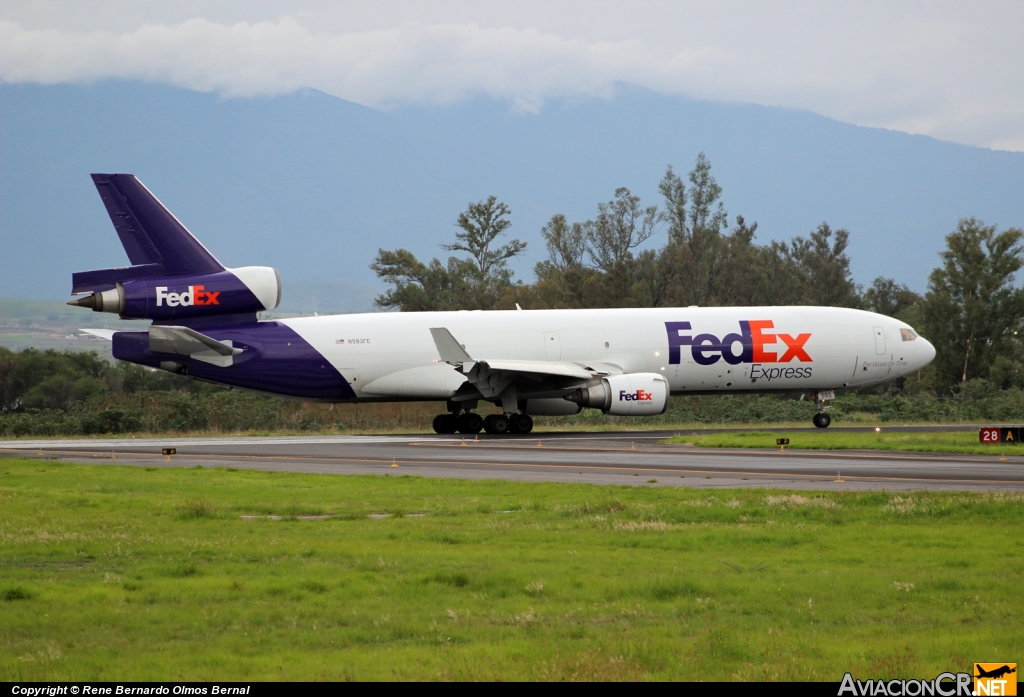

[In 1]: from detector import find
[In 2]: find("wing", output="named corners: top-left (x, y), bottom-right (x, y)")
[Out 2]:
top-left (478, 359), bottom-right (592, 380)
top-left (429, 327), bottom-right (607, 407)
top-left (430, 327), bottom-right (596, 378)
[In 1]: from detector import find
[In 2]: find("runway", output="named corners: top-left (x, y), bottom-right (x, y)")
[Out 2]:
top-left (2, 427), bottom-right (1023, 492)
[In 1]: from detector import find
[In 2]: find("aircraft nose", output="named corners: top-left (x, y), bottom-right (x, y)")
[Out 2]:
top-left (920, 337), bottom-right (936, 366)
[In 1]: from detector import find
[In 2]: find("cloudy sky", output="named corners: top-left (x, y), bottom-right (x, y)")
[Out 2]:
top-left (2, 1), bottom-right (1022, 151)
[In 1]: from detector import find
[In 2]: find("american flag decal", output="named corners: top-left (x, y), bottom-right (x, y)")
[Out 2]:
top-left (335, 339), bottom-right (345, 344)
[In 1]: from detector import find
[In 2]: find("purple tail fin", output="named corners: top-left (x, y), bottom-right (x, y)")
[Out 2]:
top-left (91, 174), bottom-right (224, 275)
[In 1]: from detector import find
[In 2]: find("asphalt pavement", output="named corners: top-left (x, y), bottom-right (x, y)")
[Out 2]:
top-left (2, 426), bottom-right (1022, 492)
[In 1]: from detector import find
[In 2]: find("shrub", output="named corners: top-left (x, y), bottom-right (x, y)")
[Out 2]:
top-left (2, 586), bottom-right (34, 601)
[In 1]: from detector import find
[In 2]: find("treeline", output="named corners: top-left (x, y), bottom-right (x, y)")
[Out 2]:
top-left (0, 347), bottom-right (439, 436)
top-left (4, 345), bottom-right (1024, 437)
top-left (2, 153), bottom-right (1023, 437)
top-left (373, 153), bottom-right (1024, 396)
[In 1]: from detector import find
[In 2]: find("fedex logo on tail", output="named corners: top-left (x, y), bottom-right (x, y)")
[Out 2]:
top-left (665, 321), bottom-right (811, 366)
top-left (620, 389), bottom-right (654, 402)
top-left (155, 285), bottom-right (220, 308)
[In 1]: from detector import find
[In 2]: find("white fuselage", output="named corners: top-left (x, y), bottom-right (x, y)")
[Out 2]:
top-left (278, 306), bottom-right (935, 402)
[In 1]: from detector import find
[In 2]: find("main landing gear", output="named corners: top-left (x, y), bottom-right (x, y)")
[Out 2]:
top-left (483, 413), bottom-right (533, 435)
top-left (432, 412), bottom-right (483, 435)
top-left (431, 411), bottom-right (533, 435)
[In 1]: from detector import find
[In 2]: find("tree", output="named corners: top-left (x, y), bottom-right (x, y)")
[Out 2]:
top-left (533, 155), bottom-right (768, 308)
top-left (711, 215), bottom-right (763, 306)
top-left (370, 249), bottom-right (472, 311)
top-left (582, 187), bottom-right (659, 306)
top-left (783, 223), bottom-right (860, 307)
top-left (0, 347), bottom-right (110, 412)
top-left (923, 218), bottom-right (1024, 390)
top-left (539, 214), bottom-right (587, 272)
top-left (372, 197), bottom-right (526, 311)
top-left (658, 154), bottom-right (739, 306)
top-left (533, 214), bottom-right (595, 308)
top-left (586, 187), bottom-right (659, 273)
top-left (445, 196), bottom-right (525, 280)
top-left (863, 277), bottom-right (921, 318)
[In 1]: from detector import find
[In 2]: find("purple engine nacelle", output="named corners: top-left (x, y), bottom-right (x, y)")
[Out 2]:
top-left (69, 266), bottom-right (281, 320)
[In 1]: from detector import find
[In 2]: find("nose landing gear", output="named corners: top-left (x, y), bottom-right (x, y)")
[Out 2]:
top-left (812, 390), bottom-right (834, 428)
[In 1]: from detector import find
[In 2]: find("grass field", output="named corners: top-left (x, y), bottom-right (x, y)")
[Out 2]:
top-left (662, 430), bottom-right (1018, 456)
top-left (1, 458), bottom-right (1021, 681)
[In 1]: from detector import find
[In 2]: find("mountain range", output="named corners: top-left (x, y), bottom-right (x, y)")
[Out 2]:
top-left (2, 81), bottom-right (1022, 302)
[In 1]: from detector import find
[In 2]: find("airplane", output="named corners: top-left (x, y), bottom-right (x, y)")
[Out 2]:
top-left (68, 174), bottom-right (936, 435)
top-left (975, 665), bottom-right (1016, 680)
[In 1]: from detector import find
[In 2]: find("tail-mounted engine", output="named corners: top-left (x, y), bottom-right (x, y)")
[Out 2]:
top-left (68, 173), bottom-right (282, 321)
top-left (568, 373), bottom-right (669, 416)
top-left (69, 266), bottom-right (281, 320)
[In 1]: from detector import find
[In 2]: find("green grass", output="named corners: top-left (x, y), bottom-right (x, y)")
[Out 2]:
top-left (662, 430), bottom-right (1021, 455)
top-left (0, 458), bottom-right (1021, 681)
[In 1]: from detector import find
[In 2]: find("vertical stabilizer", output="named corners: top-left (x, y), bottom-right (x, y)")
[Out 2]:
top-left (91, 174), bottom-right (224, 275)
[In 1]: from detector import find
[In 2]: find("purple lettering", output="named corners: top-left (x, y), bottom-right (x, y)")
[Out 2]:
top-left (692, 333), bottom-right (721, 365)
top-left (665, 322), bottom-right (692, 365)
top-left (721, 321), bottom-right (753, 365)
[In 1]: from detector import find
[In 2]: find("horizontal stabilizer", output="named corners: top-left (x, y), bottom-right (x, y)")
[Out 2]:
top-left (78, 328), bottom-right (117, 341)
top-left (149, 325), bottom-right (241, 367)
top-left (430, 327), bottom-right (473, 363)
top-left (72, 263), bottom-right (167, 294)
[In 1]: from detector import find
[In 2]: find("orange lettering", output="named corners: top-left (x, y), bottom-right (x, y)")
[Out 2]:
top-left (778, 333), bottom-right (812, 362)
top-left (748, 320), bottom-right (777, 362)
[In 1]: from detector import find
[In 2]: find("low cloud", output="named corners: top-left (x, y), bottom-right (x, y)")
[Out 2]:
top-left (0, 18), bottom-right (699, 109)
top-left (1, 14), bottom-right (1021, 150)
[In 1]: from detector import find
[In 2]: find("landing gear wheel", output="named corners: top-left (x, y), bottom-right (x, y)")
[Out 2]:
top-left (509, 413), bottom-right (533, 434)
top-left (812, 412), bottom-right (831, 429)
top-left (457, 412), bottom-right (483, 434)
top-left (483, 413), bottom-right (510, 435)
top-left (432, 413), bottom-right (458, 434)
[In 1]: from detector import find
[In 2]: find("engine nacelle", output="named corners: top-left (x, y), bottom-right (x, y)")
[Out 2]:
top-left (523, 398), bottom-right (582, 416)
top-left (568, 373), bottom-right (669, 416)
top-left (69, 266), bottom-right (281, 320)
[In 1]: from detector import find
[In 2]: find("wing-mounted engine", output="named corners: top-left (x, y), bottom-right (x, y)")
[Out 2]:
top-left (568, 373), bottom-right (669, 416)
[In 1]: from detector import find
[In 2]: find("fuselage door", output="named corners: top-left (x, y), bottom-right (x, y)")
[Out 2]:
top-left (873, 326), bottom-right (886, 355)
top-left (544, 331), bottom-right (561, 360)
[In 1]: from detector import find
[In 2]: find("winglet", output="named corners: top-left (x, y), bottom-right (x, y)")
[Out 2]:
top-left (430, 327), bottom-right (473, 363)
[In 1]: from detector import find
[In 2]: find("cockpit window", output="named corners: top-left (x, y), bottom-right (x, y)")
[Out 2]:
top-left (900, 328), bottom-right (918, 341)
